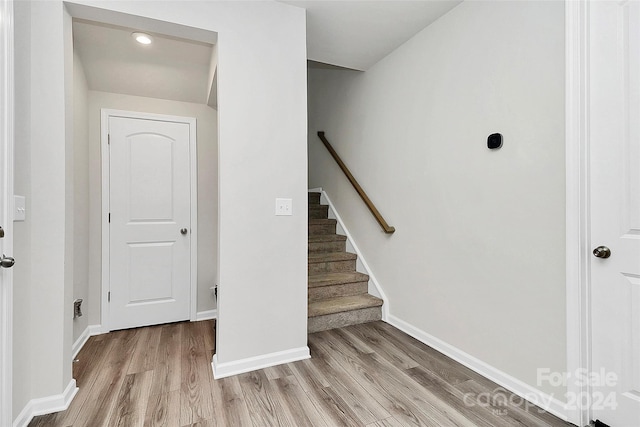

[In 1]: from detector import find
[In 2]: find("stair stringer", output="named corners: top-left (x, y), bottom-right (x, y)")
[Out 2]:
top-left (308, 188), bottom-right (389, 321)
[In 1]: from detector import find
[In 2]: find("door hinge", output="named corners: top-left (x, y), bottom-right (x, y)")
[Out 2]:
top-left (108, 134), bottom-right (110, 144)
top-left (108, 291), bottom-right (111, 302)
top-left (108, 213), bottom-right (110, 223)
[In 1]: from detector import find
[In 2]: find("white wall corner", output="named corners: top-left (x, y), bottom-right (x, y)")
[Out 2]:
top-left (71, 327), bottom-right (90, 360)
top-left (71, 324), bottom-right (105, 360)
top-left (206, 43), bottom-right (218, 108)
top-left (196, 309), bottom-right (217, 321)
top-left (211, 346), bottom-right (310, 379)
top-left (318, 189), bottom-right (390, 321)
top-left (12, 379), bottom-right (78, 427)
top-left (386, 314), bottom-right (569, 422)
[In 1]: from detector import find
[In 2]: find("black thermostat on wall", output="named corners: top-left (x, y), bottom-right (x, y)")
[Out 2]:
top-left (487, 133), bottom-right (503, 149)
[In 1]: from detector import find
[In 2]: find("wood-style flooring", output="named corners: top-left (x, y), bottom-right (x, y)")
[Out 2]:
top-left (29, 320), bottom-right (573, 427)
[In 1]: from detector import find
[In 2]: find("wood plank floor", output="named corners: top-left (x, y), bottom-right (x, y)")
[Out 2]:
top-left (29, 320), bottom-right (573, 427)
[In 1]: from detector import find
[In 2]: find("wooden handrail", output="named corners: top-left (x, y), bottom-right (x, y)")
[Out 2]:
top-left (317, 131), bottom-right (395, 234)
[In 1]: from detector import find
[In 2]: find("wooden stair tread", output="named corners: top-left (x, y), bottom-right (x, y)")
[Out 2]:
top-left (308, 234), bottom-right (347, 243)
top-left (308, 294), bottom-right (383, 318)
top-left (308, 252), bottom-right (357, 263)
top-left (308, 272), bottom-right (369, 288)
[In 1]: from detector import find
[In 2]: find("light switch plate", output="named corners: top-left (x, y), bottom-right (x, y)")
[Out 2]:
top-left (14, 195), bottom-right (25, 222)
top-left (275, 198), bottom-right (293, 216)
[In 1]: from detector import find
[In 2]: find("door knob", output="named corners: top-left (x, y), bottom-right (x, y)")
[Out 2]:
top-left (0, 255), bottom-right (15, 268)
top-left (180, 228), bottom-right (188, 235)
top-left (593, 246), bottom-right (611, 259)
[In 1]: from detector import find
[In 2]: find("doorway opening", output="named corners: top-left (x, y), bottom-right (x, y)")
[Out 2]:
top-left (69, 11), bottom-right (218, 342)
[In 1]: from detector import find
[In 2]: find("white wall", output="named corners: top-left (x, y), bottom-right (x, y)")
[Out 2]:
top-left (308, 0), bottom-right (566, 398)
top-left (12, 0), bottom-right (308, 417)
top-left (85, 90), bottom-right (218, 329)
top-left (73, 51), bottom-right (90, 343)
top-left (212, 2), bottom-right (308, 364)
top-left (12, 0), bottom-right (33, 418)
top-left (12, 0), bottom-right (75, 412)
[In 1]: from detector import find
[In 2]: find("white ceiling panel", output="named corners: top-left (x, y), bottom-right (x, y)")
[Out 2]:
top-left (73, 20), bottom-right (214, 104)
top-left (280, 0), bottom-right (462, 70)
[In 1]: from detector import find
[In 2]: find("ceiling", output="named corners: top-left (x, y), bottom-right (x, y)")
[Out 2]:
top-left (281, 0), bottom-right (462, 71)
top-left (73, 20), bottom-right (214, 104)
top-left (73, 1), bottom-right (461, 104)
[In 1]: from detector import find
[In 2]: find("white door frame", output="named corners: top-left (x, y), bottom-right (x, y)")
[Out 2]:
top-left (100, 109), bottom-right (198, 332)
top-left (0, 0), bottom-right (13, 424)
top-left (565, 1), bottom-right (593, 426)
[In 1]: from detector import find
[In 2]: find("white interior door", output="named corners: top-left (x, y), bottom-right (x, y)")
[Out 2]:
top-left (590, 1), bottom-right (640, 426)
top-left (108, 115), bottom-right (192, 331)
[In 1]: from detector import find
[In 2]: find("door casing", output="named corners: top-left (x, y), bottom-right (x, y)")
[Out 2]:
top-left (564, 1), bottom-right (627, 426)
top-left (565, 2), bottom-right (591, 426)
top-left (0, 0), bottom-right (14, 424)
top-left (100, 109), bottom-right (198, 332)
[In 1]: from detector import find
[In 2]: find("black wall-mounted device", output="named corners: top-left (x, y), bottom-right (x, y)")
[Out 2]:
top-left (487, 133), bottom-right (503, 149)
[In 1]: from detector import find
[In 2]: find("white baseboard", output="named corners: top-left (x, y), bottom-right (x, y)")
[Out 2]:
top-left (195, 309), bottom-right (217, 321)
top-left (72, 328), bottom-right (90, 360)
top-left (13, 379), bottom-right (78, 427)
top-left (317, 188), bottom-right (390, 321)
top-left (71, 324), bottom-right (105, 360)
top-left (386, 314), bottom-right (568, 422)
top-left (211, 346), bottom-right (310, 379)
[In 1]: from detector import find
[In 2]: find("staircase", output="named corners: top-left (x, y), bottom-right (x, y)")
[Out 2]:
top-left (307, 192), bottom-right (383, 333)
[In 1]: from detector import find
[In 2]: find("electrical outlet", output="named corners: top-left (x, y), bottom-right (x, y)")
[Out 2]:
top-left (275, 198), bottom-right (292, 216)
top-left (73, 299), bottom-right (83, 319)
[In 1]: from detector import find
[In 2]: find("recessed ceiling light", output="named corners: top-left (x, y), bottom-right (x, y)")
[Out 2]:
top-left (132, 32), bottom-right (153, 45)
